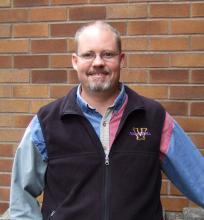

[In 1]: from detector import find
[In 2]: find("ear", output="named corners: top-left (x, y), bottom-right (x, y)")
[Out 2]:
top-left (72, 53), bottom-right (78, 71)
top-left (119, 53), bottom-right (125, 69)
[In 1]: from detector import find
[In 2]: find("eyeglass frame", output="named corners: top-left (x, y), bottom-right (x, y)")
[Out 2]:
top-left (76, 50), bottom-right (121, 62)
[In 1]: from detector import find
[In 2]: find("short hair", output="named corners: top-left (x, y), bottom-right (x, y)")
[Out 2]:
top-left (74, 20), bottom-right (122, 53)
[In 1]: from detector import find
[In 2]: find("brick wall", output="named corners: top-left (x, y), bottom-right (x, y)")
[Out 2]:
top-left (0, 0), bottom-right (204, 215)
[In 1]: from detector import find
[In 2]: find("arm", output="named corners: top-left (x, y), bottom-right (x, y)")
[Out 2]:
top-left (160, 112), bottom-right (204, 207)
top-left (9, 115), bottom-right (47, 220)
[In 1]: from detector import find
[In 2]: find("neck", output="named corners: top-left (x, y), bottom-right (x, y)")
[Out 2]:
top-left (81, 86), bottom-right (120, 115)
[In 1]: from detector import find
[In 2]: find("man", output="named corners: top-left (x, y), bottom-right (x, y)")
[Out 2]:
top-left (10, 21), bottom-right (204, 220)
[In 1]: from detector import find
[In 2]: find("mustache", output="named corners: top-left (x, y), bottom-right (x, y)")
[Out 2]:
top-left (87, 69), bottom-right (110, 75)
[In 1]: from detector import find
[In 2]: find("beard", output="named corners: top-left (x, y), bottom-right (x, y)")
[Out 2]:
top-left (88, 79), bottom-right (112, 92)
top-left (86, 68), bottom-right (113, 92)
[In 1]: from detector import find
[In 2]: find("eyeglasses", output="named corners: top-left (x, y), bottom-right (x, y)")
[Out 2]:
top-left (77, 51), bottom-right (120, 62)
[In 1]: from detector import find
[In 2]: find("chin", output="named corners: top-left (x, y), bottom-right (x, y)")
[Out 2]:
top-left (88, 82), bottom-right (112, 92)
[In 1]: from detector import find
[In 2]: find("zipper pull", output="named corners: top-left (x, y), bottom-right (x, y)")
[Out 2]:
top-left (49, 210), bottom-right (56, 219)
top-left (105, 154), bottom-right (109, 165)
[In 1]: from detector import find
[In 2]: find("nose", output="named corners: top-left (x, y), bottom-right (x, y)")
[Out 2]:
top-left (92, 54), bottom-right (105, 67)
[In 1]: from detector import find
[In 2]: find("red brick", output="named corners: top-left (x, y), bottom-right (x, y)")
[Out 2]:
top-left (190, 134), bottom-right (204, 149)
top-left (170, 86), bottom-right (204, 100)
top-left (191, 69), bottom-right (204, 83)
top-left (108, 22), bottom-right (127, 35)
top-left (161, 180), bottom-right (168, 195)
top-left (0, 40), bottom-right (29, 53)
top-left (31, 70), bottom-right (67, 83)
top-left (14, 115), bottom-right (32, 128)
top-left (13, 85), bottom-right (49, 98)
top-left (30, 8), bottom-right (67, 21)
top-left (149, 37), bottom-right (189, 51)
top-left (0, 115), bottom-right (32, 128)
top-left (175, 117), bottom-right (204, 132)
top-left (69, 6), bottom-right (106, 21)
top-left (120, 69), bottom-right (148, 83)
top-left (51, 0), bottom-right (88, 5)
top-left (0, 25), bottom-right (10, 38)
top-left (0, 174), bottom-right (11, 186)
top-left (171, 54), bottom-right (204, 67)
top-left (129, 0), bottom-right (169, 2)
top-left (50, 55), bottom-right (72, 68)
top-left (170, 184), bottom-right (183, 196)
top-left (149, 69), bottom-right (189, 84)
top-left (0, 9), bottom-right (28, 23)
top-left (122, 37), bottom-right (148, 51)
top-left (31, 100), bottom-right (53, 113)
top-left (161, 197), bottom-right (189, 211)
top-left (128, 20), bottom-right (169, 35)
top-left (128, 54), bottom-right (169, 68)
top-left (37, 194), bottom-right (43, 203)
top-left (0, 100), bottom-right (30, 113)
top-left (0, 203), bottom-right (8, 215)
top-left (32, 39), bottom-right (67, 53)
top-left (150, 3), bottom-right (190, 18)
top-left (90, 0), bottom-right (127, 3)
top-left (0, 158), bottom-right (13, 171)
top-left (107, 4), bottom-right (147, 19)
top-left (0, 70), bottom-right (29, 83)
top-left (192, 3), bottom-right (204, 17)
top-left (68, 70), bottom-right (79, 84)
top-left (191, 102), bottom-right (204, 116)
top-left (191, 36), bottom-right (204, 50)
top-left (50, 85), bottom-right (74, 98)
top-left (14, 55), bottom-right (48, 68)
top-left (130, 85), bottom-right (168, 99)
top-left (0, 56), bottom-right (11, 68)
top-left (14, 0), bottom-right (49, 7)
top-left (52, 22), bottom-right (126, 38)
top-left (0, 144), bottom-right (14, 157)
top-left (51, 23), bottom-right (82, 37)
top-left (0, 0), bottom-right (10, 7)
top-left (161, 101), bottom-right (188, 116)
top-left (13, 23), bottom-right (49, 37)
top-left (0, 86), bottom-right (12, 97)
top-left (0, 188), bottom-right (10, 201)
top-left (67, 38), bottom-right (75, 52)
top-left (171, 20), bottom-right (204, 34)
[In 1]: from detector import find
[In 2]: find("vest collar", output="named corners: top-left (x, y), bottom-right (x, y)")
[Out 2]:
top-left (60, 85), bottom-right (145, 118)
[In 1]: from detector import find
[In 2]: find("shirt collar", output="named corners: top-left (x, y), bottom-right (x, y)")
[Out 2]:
top-left (76, 83), bottom-right (126, 114)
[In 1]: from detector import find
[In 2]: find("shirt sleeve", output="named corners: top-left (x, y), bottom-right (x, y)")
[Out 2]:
top-left (160, 112), bottom-right (204, 208)
top-left (9, 115), bottom-right (47, 220)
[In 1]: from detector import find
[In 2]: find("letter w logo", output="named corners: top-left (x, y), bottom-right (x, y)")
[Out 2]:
top-left (133, 128), bottom-right (148, 141)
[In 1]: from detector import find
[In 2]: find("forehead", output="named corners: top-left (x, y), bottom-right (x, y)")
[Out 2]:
top-left (77, 26), bottom-right (117, 52)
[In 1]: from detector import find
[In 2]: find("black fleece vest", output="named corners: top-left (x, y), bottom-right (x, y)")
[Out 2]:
top-left (38, 86), bottom-right (165, 220)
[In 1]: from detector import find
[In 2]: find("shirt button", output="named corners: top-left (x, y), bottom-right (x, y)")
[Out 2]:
top-left (103, 121), bottom-right (106, 127)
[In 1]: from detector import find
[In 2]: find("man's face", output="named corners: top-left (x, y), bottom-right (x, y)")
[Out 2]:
top-left (72, 26), bottom-right (124, 94)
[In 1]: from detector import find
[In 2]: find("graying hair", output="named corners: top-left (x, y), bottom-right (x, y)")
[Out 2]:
top-left (74, 21), bottom-right (121, 53)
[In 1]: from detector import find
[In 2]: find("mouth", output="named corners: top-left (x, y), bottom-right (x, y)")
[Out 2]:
top-left (88, 70), bottom-right (109, 76)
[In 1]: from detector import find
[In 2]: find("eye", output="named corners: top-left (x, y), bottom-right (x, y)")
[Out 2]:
top-left (102, 52), bottom-right (115, 59)
top-left (80, 52), bottom-right (95, 60)
top-left (102, 51), bottom-right (118, 59)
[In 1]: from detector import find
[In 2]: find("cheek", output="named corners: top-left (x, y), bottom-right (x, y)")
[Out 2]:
top-left (77, 62), bottom-right (90, 74)
top-left (76, 63), bottom-right (91, 80)
top-left (110, 63), bottom-right (121, 74)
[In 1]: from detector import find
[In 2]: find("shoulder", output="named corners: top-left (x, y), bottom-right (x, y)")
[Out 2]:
top-left (125, 86), bottom-right (164, 112)
top-left (37, 86), bottom-right (77, 119)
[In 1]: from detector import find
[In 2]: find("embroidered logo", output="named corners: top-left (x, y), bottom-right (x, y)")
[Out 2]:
top-left (129, 128), bottom-right (151, 141)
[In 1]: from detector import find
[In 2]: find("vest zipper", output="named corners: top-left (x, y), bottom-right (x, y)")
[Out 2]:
top-left (48, 210), bottom-right (56, 219)
top-left (104, 153), bottom-right (110, 220)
